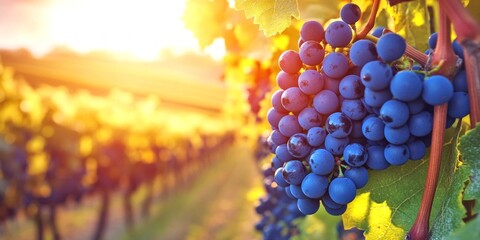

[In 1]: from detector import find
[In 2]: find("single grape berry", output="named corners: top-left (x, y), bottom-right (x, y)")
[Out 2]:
top-left (309, 149), bottom-right (336, 175)
top-left (278, 50), bottom-right (303, 74)
top-left (349, 39), bottom-right (378, 67)
top-left (307, 127), bottom-right (327, 147)
top-left (390, 70), bottom-right (423, 102)
top-left (343, 143), bottom-right (368, 167)
top-left (340, 3), bottom-right (362, 24)
top-left (323, 52), bottom-right (349, 79)
top-left (376, 33), bottom-right (406, 62)
top-left (297, 198), bottom-right (320, 215)
top-left (325, 112), bottom-right (353, 138)
top-left (328, 177), bottom-right (357, 204)
top-left (281, 87), bottom-right (309, 113)
top-left (366, 145), bottom-right (390, 170)
top-left (422, 75), bottom-right (454, 105)
top-left (282, 160), bottom-right (307, 185)
top-left (299, 40), bottom-right (325, 66)
top-left (379, 100), bottom-right (410, 128)
top-left (325, 21), bottom-right (353, 48)
top-left (298, 107), bottom-right (323, 130)
top-left (339, 75), bottom-right (364, 99)
top-left (301, 173), bottom-right (329, 199)
top-left (300, 20), bottom-right (325, 43)
top-left (287, 133), bottom-right (312, 159)
top-left (360, 60), bottom-right (393, 90)
top-left (313, 90), bottom-right (339, 115)
top-left (344, 167), bottom-right (369, 189)
top-left (298, 70), bottom-right (325, 95)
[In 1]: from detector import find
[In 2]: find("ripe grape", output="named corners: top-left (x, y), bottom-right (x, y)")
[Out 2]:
top-left (344, 167), bottom-right (369, 189)
top-left (298, 70), bottom-right (325, 95)
top-left (339, 75), bottom-right (364, 99)
top-left (299, 40), bottom-right (325, 66)
top-left (422, 75), bottom-right (454, 105)
top-left (343, 143), bottom-right (368, 167)
top-left (281, 87), bottom-right (309, 113)
top-left (447, 92), bottom-right (470, 118)
top-left (390, 70), bottom-right (423, 101)
top-left (313, 90), bottom-right (339, 115)
top-left (360, 60), bottom-right (393, 90)
top-left (325, 112), bottom-right (353, 138)
top-left (376, 33), bottom-right (406, 62)
top-left (325, 21), bottom-right (353, 48)
top-left (323, 52), bottom-right (349, 78)
top-left (340, 3), bottom-right (362, 24)
top-left (309, 149), bottom-right (336, 175)
top-left (328, 177), bottom-right (357, 204)
top-left (287, 133), bottom-right (312, 159)
top-left (307, 127), bottom-right (327, 147)
top-left (300, 20), bottom-right (325, 43)
top-left (298, 107), bottom-right (323, 130)
top-left (278, 50), bottom-right (303, 74)
top-left (349, 39), bottom-right (378, 67)
top-left (301, 173), bottom-right (329, 199)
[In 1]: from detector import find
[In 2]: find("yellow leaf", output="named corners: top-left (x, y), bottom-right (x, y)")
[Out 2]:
top-left (235, 0), bottom-right (300, 37)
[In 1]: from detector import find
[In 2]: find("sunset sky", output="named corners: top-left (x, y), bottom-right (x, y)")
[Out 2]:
top-left (0, 0), bottom-right (225, 61)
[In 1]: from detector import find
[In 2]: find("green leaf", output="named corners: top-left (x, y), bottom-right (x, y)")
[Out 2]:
top-left (387, 0), bottom-right (431, 51)
top-left (458, 126), bottom-right (480, 210)
top-left (183, 0), bottom-right (230, 48)
top-left (235, 0), bottom-right (300, 37)
top-left (446, 215), bottom-right (480, 240)
top-left (343, 124), bottom-right (470, 239)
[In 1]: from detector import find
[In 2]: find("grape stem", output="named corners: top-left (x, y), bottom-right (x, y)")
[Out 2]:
top-left (408, 3), bottom-right (456, 239)
top-left (355, 0), bottom-right (381, 40)
top-left (438, 0), bottom-right (480, 128)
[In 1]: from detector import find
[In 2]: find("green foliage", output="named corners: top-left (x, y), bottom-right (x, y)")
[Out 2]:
top-left (446, 216), bottom-right (480, 240)
top-left (234, 0), bottom-right (300, 37)
top-left (342, 124), bottom-right (470, 239)
top-left (292, 207), bottom-right (341, 240)
top-left (183, 0), bottom-right (230, 48)
top-left (458, 126), bottom-right (480, 210)
top-left (387, 0), bottom-right (431, 51)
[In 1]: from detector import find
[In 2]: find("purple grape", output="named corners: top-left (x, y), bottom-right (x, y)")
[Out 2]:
top-left (323, 52), bottom-right (349, 79)
top-left (339, 75), bottom-right (364, 99)
top-left (325, 21), bottom-right (353, 48)
top-left (349, 39), bottom-right (378, 67)
top-left (282, 160), bottom-right (307, 185)
top-left (376, 33), bottom-right (406, 62)
top-left (281, 87), bottom-right (309, 113)
top-left (278, 115), bottom-right (302, 137)
top-left (271, 89), bottom-right (289, 113)
top-left (287, 133), bottom-right (312, 159)
top-left (307, 127), bottom-right (327, 147)
top-left (278, 50), bottom-right (303, 74)
top-left (341, 99), bottom-right (367, 121)
top-left (360, 60), bottom-right (393, 90)
top-left (298, 107), bottom-right (323, 130)
top-left (298, 70), bottom-right (325, 95)
top-left (325, 112), bottom-right (353, 138)
top-left (343, 143), bottom-right (368, 167)
top-left (308, 149), bottom-right (336, 175)
top-left (313, 90), bottom-right (339, 115)
top-left (276, 71), bottom-right (299, 90)
top-left (366, 145), bottom-right (390, 170)
top-left (299, 40), bottom-right (325, 66)
top-left (300, 20), bottom-right (325, 43)
top-left (340, 3), bottom-right (362, 24)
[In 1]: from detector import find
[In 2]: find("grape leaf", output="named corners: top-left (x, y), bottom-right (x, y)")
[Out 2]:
top-left (234, 0), bottom-right (300, 37)
top-left (183, 0), bottom-right (230, 48)
top-left (458, 126), bottom-right (480, 209)
top-left (343, 124), bottom-right (470, 239)
top-left (387, 0), bottom-right (431, 51)
top-left (446, 215), bottom-right (480, 240)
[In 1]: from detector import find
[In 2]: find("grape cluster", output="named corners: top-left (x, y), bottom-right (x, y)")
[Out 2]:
top-left (255, 166), bottom-right (304, 240)
top-left (264, 2), bottom-right (470, 220)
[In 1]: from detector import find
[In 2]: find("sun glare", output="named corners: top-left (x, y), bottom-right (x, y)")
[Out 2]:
top-left (44, 0), bottom-right (207, 61)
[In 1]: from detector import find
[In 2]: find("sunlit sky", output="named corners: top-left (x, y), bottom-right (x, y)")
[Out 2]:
top-left (0, 0), bottom-right (226, 61)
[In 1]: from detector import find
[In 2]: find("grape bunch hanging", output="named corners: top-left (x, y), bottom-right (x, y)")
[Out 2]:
top-left (262, 2), bottom-right (470, 222)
